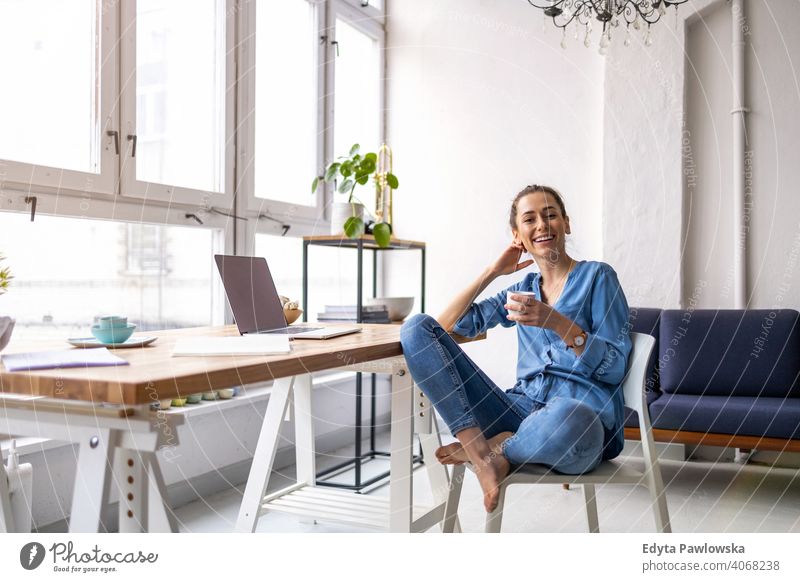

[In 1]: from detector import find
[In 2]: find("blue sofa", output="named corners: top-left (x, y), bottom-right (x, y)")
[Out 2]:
top-left (623, 307), bottom-right (800, 452)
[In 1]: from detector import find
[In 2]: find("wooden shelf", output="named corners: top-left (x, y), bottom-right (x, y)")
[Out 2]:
top-left (303, 234), bottom-right (425, 250)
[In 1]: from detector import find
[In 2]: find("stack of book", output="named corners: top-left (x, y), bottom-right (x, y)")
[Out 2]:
top-left (317, 304), bottom-right (391, 323)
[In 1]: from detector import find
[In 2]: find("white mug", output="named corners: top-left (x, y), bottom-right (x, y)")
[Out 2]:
top-left (506, 290), bottom-right (536, 310)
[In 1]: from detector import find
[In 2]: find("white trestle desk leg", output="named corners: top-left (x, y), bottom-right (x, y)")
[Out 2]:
top-left (69, 428), bottom-right (118, 533)
top-left (143, 451), bottom-right (178, 532)
top-left (417, 411), bottom-right (462, 533)
top-left (235, 375), bottom-right (295, 533)
top-left (292, 374), bottom-right (315, 485)
top-left (389, 360), bottom-right (414, 533)
top-left (115, 448), bottom-right (148, 532)
top-left (0, 460), bottom-right (15, 533)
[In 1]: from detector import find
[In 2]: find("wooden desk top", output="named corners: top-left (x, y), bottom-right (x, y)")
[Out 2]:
top-left (0, 325), bottom-right (408, 406)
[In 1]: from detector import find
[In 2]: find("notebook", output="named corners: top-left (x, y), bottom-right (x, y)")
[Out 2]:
top-left (1, 348), bottom-right (129, 372)
top-left (171, 335), bottom-right (291, 357)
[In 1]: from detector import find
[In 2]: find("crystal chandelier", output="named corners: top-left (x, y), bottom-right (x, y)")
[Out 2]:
top-left (528, 1), bottom-right (689, 52)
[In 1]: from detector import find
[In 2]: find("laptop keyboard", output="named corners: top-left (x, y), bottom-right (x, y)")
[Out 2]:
top-left (259, 326), bottom-right (322, 334)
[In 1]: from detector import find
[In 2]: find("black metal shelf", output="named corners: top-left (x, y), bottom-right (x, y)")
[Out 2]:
top-left (302, 235), bottom-right (426, 491)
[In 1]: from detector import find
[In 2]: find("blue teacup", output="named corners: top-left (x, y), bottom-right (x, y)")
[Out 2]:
top-left (97, 315), bottom-right (128, 330)
top-left (91, 323), bottom-right (136, 344)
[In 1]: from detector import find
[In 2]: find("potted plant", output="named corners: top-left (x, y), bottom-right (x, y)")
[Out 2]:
top-left (312, 143), bottom-right (399, 248)
top-left (0, 253), bottom-right (14, 352)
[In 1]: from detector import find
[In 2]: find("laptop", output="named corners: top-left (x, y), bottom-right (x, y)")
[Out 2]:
top-left (214, 255), bottom-right (361, 340)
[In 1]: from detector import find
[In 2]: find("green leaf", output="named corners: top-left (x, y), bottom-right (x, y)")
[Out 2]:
top-left (340, 162), bottom-right (352, 177)
top-left (311, 176), bottom-right (319, 193)
top-left (324, 163), bottom-right (340, 181)
top-left (364, 152), bottom-right (377, 164)
top-left (373, 222), bottom-right (392, 248)
top-left (338, 178), bottom-right (354, 194)
top-left (360, 159), bottom-right (376, 174)
top-left (355, 173), bottom-right (369, 185)
top-left (343, 216), bottom-right (365, 238)
top-left (386, 173), bottom-right (399, 189)
top-left (349, 143), bottom-right (360, 156)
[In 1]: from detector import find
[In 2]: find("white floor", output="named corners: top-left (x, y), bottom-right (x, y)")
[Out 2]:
top-left (170, 434), bottom-right (800, 534)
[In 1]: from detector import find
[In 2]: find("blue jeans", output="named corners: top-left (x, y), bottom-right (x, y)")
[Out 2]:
top-left (400, 314), bottom-right (604, 475)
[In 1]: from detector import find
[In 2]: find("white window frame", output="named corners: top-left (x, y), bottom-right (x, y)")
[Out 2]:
top-left (326, 0), bottom-right (386, 217)
top-left (237, 0), bottom-right (327, 222)
top-left (0, 1), bottom-right (119, 198)
top-left (240, 0), bottom-right (386, 233)
top-left (0, 0), bottom-right (386, 246)
top-left (118, 0), bottom-right (237, 209)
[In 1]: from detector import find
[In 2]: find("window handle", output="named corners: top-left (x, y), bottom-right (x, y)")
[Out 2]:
top-left (24, 196), bottom-right (37, 222)
top-left (127, 134), bottom-right (138, 157)
top-left (106, 130), bottom-right (120, 155)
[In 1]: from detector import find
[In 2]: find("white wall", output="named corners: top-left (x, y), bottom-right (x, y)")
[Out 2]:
top-left (385, 0), bottom-right (605, 387)
top-left (602, 1), bottom-right (693, 309)
top-left (683, 0), bottom-right (800, 309)
top-left (604, 0), bottom-right (800, 310)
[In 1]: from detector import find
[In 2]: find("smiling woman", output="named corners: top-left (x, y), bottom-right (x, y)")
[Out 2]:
top-left (400, 184), bottom-right (633, 514)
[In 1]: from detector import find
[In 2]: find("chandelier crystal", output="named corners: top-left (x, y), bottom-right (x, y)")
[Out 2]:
top-left (527, 0), bottom-right (689, 51)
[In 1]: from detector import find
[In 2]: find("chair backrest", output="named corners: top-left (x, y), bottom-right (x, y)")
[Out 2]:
top-left (622, 332), bottom-right (656, 431)
top-left (620, 332), bottom-right (667, 517)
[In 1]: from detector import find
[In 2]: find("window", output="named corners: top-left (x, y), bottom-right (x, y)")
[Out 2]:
top-left (240, 0), bottom-right (385, 223)
top-left (0, 0), bottom-right (118, 196)
top-left (331, 8), bottom-right (383, 213)
top-left (120, 0), bottom-right (235, 206)
top-left (252, 0), bottom-right (321, 209)
top-left (0, 0), bottom-right (386, 330)
top-left (254, 233), bottom-right (376, 322)
top-left (0, 0), bottom-right (97, 172)
top-left (0, 212), bottom-right (224, 341)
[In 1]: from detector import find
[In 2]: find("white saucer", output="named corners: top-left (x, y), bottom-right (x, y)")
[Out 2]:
top-left (67, 336), bottom-right (158, 349)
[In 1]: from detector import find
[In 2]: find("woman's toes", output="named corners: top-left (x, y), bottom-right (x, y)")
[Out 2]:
top-left (435, 442), bottom-right (464, 462)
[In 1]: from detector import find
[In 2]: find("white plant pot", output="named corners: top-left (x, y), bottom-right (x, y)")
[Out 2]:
top-left (330, 202), bottom-right (364, 236)
top-left (0, 316), bottom-right (15, 352)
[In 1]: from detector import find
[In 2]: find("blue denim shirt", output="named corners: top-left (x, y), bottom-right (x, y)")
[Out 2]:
top-left (452, 260), bottom-right (632, 459)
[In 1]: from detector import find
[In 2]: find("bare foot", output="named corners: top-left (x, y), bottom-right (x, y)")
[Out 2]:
top-left (435, 432), bottom-right (514, 466)
top-left (435, 442), bottom-right (468, 464)
top-left (474, 453), bottom-right (511, 513)
top-left (443, 431), bottom-right (515, 512)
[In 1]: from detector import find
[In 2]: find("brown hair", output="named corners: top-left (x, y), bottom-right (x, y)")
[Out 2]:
top-left (508, 184), bottom-right (568, 230)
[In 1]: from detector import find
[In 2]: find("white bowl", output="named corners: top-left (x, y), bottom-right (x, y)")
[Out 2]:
top-left (0, 316), bottom-right (15, 352)
top-left (364, 297), bottom-right (414, 322)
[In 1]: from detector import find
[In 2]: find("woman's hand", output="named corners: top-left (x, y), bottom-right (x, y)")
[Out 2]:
top-left (505, 293), bottom-right (566, 331)
top-left (489, 243), bottom-right (534, 277)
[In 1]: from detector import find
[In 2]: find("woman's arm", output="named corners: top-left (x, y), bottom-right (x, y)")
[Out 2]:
top-left (567, 266), bottom-right (632, 385)
top-left (507, 265), bottom-right (632, 384)
top-left (438, 243), bottom-right (533, 332)
top-left (506, 293), bottom-right (587, 354)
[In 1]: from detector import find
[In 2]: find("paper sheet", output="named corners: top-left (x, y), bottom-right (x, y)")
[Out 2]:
top-left (2, 348), bottom-right (129, 372)
top-left (172, 335), bottom-right (291, 357)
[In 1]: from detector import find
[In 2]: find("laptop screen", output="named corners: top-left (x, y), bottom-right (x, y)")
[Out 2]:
top-left (214, 255), bottom-right (287, 335)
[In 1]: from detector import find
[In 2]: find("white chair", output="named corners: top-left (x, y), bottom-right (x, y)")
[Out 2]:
top-left (442, 332), bottom-right (671, 533)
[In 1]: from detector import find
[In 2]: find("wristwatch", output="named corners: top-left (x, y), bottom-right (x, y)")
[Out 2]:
top-left (566, 330), bottom-right (587, 349)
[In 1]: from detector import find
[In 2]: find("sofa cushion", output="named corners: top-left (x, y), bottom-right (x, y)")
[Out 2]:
top-left (649, 393), bottom-right (800, 440)
top-left (659, 309), bottom-right (800, 398)
top-left (624, 307), bottom-right (662, 428)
